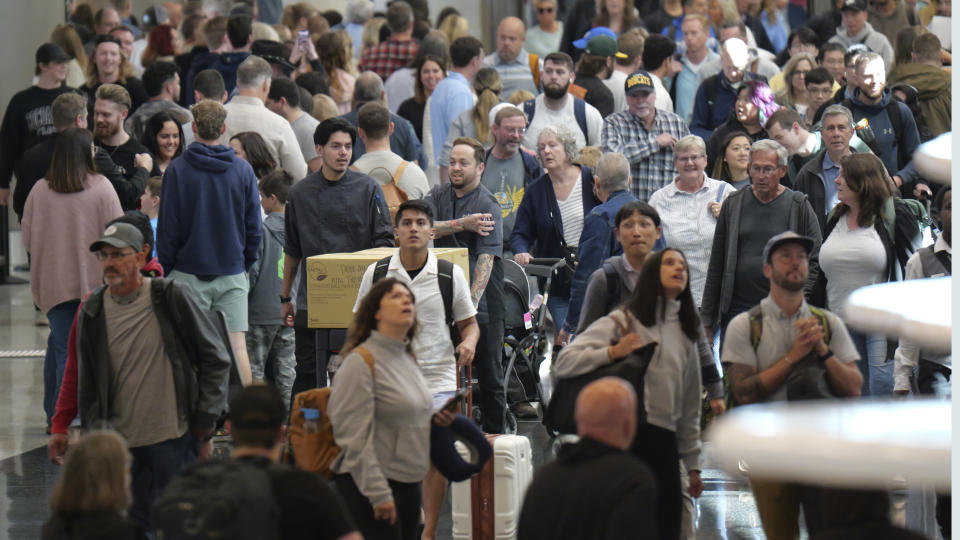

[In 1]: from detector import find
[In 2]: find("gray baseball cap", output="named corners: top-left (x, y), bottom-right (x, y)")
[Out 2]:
top-left (762, 231), bottom-right (815, 263)
top-left (89, 222), bottom-right (145, 252)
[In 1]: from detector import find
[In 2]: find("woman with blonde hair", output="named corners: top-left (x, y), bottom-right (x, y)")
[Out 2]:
top-left (439, 67), bottom-right (502, 176)
top-left (42, 431), bottom-right (139, 540)
top-left (50, 24), bottom-right (88, 88)
top-left (776, 53), bottom-right (816, 119)
top-left (437, 14), bottom-right (469, 44)
top-left (317, 31), bottom-right (357, 115)
top-left (80, 35), bottom-right (148, 114)
top-left (362, 17), bottom-right (387, 56)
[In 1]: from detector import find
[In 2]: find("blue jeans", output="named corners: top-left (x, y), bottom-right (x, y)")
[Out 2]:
top-left (849, 330), bottom-right (890, 397)
top-left (546, 295), bottom-right (569, 334)
top-left (44, 300), bottom-right (81, 423)
top-left (129, 432), bottom-right (198, 532)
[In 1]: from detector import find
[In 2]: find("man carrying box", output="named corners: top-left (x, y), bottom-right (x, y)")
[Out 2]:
top-left (281, 118), bottom-right (394, 396)
top-left (354, 199), bottom-right (481, 540)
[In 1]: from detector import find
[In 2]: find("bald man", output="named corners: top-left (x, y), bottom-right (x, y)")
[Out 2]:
top-left (517, 378), bottom-right (658, 540)
top-left (483, 17), bottom-right (541, 98)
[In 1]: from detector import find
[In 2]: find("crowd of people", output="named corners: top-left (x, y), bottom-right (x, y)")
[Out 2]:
top-left (0, 0), bottom-right (950, 538)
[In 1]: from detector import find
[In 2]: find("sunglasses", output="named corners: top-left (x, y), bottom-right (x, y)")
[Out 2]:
top-left (538, 7), bottom-right (555, 13)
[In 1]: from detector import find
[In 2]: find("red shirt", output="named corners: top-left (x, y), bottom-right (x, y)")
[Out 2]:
top-left (358, 37), bottom-right (419, 81)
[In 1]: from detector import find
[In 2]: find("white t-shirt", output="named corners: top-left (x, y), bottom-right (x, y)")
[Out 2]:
top-left (385, 67), bottom-right (415, 114)
top-left (602, 70), bottom-right (628, 114)
top-left (351, 150), bottom-right (430, 200)
top-left (354, 251), bottom-right (477, 393)
top-left (557, 176), bottom-right (584, 247)
top-left (819, 217), bottom-right (887, 320)
top-left (522, 94), bottom-right (604, 150)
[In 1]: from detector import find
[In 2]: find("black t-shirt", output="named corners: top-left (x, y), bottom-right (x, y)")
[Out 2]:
top-left (397, 98), bottom-right (426, 142)
top-left (406, 261), bottom-right (426, 281)
top-left (0, 85), bottom-right (76, 188)
top-left (96, 135), bottom-right (158, 179)
top-left (235, 456), bottom-right (357, 540)
top-left (573, 75), bottom-right (614, 118)
top-left (730, 188), bottom-right (793, 314)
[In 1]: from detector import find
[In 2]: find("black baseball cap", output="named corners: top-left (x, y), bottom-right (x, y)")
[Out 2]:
top-left (840, 0), bottom-right (868, 12)
top-left (625, 70), bottom-right (656, 95)
top-left (36, 43), bottom-right (70, 65)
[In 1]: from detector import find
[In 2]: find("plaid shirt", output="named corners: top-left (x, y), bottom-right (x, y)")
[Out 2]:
top-left (358, 37), bottom-right (418, 81)
top-left (601, 109), bottom-right (690, 202)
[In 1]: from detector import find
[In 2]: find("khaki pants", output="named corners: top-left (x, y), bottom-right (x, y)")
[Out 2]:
top-left (750, 478), bottom-right (823, 539)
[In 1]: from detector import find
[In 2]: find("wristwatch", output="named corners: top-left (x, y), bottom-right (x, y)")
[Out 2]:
top-left (280, 295), bottom-right (292, 303)
top-left (816, 349), bottom-right (834, 367)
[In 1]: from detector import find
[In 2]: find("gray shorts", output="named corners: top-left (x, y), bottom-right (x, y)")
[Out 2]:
top-left (432, 390), bottom-right (456, 413)
top-left (168, 270), bottom-right (249, 332)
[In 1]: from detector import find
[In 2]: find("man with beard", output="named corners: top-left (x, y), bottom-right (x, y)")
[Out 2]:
top-left (700, 139), bottom-right (822, 344)
top-left (0, 43), bottom-right (75, 207)
top-left (481, 106), bottom-right (541, 248)
top-left (601, 70), bottom-right (689, 202)
top-left (521, 52), bottom-right (604, 150)
top-left (281, 118), bottom-right (393, 396)
top-left (93, 84), bottom-right (158, 209)
top-left (842, 52), bottom-right (927, 199)
top-left (425, 137), bottom-right (507, 433)
top-left (722, 231), bottom-right (861, 538)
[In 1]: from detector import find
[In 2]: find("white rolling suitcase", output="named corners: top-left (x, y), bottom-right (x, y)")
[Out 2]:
top-left (451, 433), bottom-right (534, 540)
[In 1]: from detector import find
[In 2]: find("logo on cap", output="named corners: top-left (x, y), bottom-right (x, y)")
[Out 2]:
top-left (104, 225), bottom-right (118, 236)
top-left (628, 73), bottom-right (652, 88)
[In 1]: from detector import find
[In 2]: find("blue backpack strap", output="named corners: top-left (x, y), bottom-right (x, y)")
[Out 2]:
top-left (523, 99), bottom-right (536, 125)
top-left (574, 98), bottom-right (589, 146)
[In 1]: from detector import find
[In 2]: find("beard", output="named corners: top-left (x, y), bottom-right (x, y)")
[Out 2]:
top-left (542, 82), bottom-right (568, 99)
top-left (94, 121), bottom-right (119, 140)
top-left (772, 268), bottom-right (807, 292)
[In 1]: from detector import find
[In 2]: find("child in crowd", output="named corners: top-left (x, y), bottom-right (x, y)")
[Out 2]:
top-left (246, 169), bottom-right (297, 411)
top-left (139, 176), bottom-right (162, 259)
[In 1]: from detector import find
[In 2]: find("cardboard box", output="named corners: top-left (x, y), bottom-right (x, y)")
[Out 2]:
top-left (306, 247), bottom-right (470, 328)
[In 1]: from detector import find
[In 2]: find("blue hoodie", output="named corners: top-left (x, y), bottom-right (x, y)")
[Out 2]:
top-left (847, 88), bottom-right (920, 182)
top-left (157, 141), bottom-right (262, 277)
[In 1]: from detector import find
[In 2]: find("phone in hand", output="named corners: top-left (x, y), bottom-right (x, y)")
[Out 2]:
top-left (441, 387), bottom-right (471, 413)
top-left (297, 30), bottom-right (310, 51)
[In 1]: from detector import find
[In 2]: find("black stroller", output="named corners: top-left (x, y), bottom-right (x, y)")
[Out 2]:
top-left (499, 258), bottom-right (567, 433)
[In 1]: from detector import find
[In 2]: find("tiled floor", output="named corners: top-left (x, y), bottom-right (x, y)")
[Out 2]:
top-left (0, 274), bottom-right (939, 540)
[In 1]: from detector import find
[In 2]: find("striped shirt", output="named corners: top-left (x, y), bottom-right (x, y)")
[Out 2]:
top-left (557, 178), bottom-right (584, 247)
top-left (482, 49), bottom-right (540, 100)
top-left (648, 175), bottom-right (734, 305)
top-left (601, 109), bottom-right (690, 202)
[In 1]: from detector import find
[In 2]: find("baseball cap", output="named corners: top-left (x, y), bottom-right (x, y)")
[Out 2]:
top-left (89, 223), bottom-right (145, 253)
top-left (488, 102), bottom-right (522, 126)
top-left (573, 27), bottom-right (617, 49)
top-left (252, 40), bottom-right (297, 73)
top-left (840, 0), bottom-right (867, 11)
top-left (584, 35), bottom-right (628, 59)
top-left (624, 70), bottom-right (656, 95)
top-left (36, 43), bottom-right (70, 65)
top-left (762, 231), bottom-right (815, 264)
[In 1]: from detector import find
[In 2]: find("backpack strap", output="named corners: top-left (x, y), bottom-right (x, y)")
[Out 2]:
top-left (808, 306), bottom-right (832, 345)
top-left (574, 98), bottom-right (589, 146)
top-left (602, 261), bottom-right (621, 316)
top-left (436, 259), bottom-right (455, 327)
top-left (919, 245), bottom-right (951, 276)
top-left (704, 76), bottom-right (718, 111)
top-left (522, 98), bottom-right (536, 126)
top-left (393, 161), bottom-right (409, 185)
top-left (371, 256), bottom-right (392, 284)
top-left (529, 53), bottom-right (540, 88)
top-left (352, 346), bottom-right (376, 374)
top-left (748, 304), bottom-right (764, 352)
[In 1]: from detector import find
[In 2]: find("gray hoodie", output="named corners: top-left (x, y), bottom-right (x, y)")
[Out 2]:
top-left (828, 21), bottom-right (894, 69)
top-left (248, 212), bottom-right (297, 326)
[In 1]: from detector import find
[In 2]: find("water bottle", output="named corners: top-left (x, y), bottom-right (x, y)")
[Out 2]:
top-left (302, 408), bottom-right (320, 434)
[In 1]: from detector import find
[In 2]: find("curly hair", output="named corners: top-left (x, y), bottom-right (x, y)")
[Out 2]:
top-left (535, 124), bottom-right (581, 167)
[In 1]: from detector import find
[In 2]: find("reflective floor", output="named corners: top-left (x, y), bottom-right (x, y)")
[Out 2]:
top-left (0, 274), bottom-right (941, 540)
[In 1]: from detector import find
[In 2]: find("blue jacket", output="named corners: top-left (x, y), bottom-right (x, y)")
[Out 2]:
top-left (845, 88), bottom-right (921, 187)
top-left (184, 51), bottom-right (250, 105)
top-left (690, 72), bottom-right (762, 141)
top-left (158, 141), bottom-right (262, 277)
top-left (511, 167), bottom-right (599, 296)
top-left (563, 189), bottom-right (638, 333)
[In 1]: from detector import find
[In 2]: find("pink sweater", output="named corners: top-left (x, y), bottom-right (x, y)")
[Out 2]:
top-left (22, 174), bottom-right (123, 313)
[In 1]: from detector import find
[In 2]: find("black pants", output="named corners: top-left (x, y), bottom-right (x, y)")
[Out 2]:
top-left (333, 474), bottom-right (422, 540)
top-left (290, 312), bottom-right (347, 408)
top-left (917, 360), bottom-right (952, 538)
top-left (476, 320), bottom-right (506, 433)
top-left (631, 423), bottom-right (681, 540)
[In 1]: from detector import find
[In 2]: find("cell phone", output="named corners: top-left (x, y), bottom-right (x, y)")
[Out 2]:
top-left (441, 387), bottom-right (471, 412)
top-left (297, 30), bottom-right (309, 50)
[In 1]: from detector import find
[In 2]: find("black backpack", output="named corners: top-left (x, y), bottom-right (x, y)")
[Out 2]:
top-left (152, 459), bottom-right (282, 540)
top-left (372, 256), bottom-right (455, 329)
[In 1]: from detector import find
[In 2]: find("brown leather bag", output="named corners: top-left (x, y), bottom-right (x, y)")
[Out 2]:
top-left (287, 347), bottom-right (374, 477)
top-left (353, 162), bottom-right (411, 223)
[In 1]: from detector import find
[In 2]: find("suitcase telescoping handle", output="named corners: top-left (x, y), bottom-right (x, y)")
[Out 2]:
top-left (457, 361), bottom-right (473, 415)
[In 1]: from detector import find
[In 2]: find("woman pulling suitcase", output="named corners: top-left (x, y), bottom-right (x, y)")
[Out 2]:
top-left (328, 278), bottom-right (454, 540)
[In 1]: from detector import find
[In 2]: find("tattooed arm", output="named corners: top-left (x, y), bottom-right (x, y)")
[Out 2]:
top-left (470, 254), bottom-right (494, 308)
top-left (434, 213), bottom-right (495, 238)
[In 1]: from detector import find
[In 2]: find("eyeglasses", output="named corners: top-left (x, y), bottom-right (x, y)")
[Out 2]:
top-left (500, 127), bottom-right (526, 135)
top-left (538, 7), bottom-right (555, 13)
top-left (95, 250), bottom-right (137, 261)
top-left (792, 70), bottom-right (810, 77)
top-left (749, 165), bottom-right (780, 176)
